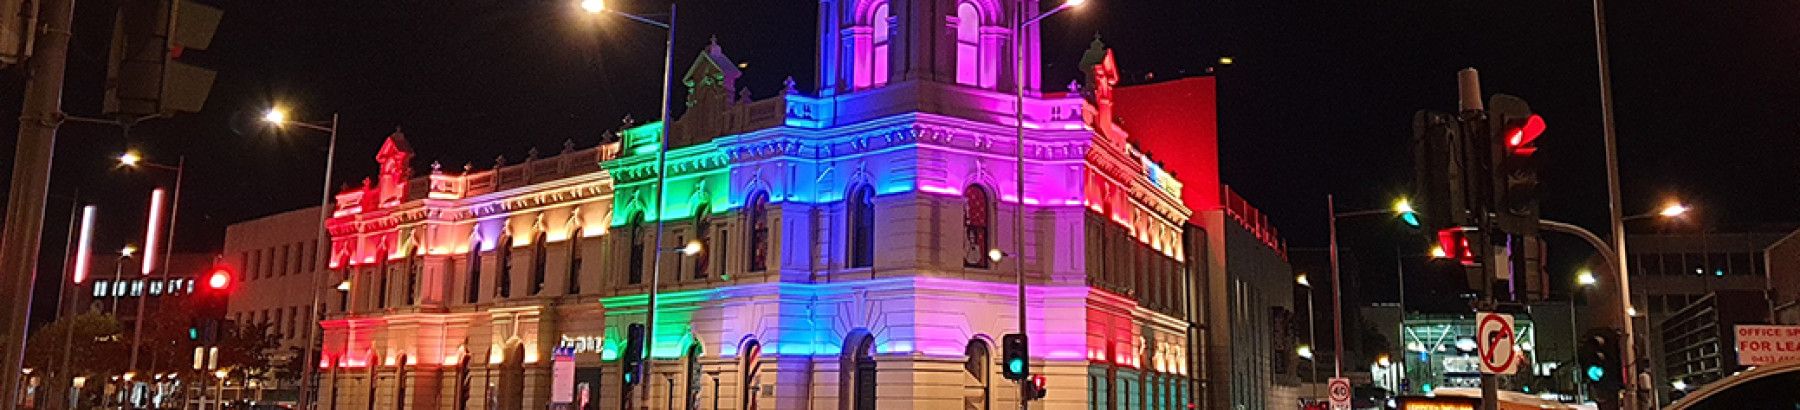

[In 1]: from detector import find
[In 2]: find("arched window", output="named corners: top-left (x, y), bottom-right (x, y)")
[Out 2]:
top-left (955, 3), bottom-right (982, 86)
top-left (464, 239), bottom-right (482, 304)
top-left (405, 245), bottom-right (421, 305)
top-left (964, 339), bottom-right (991, 409)
top-left (530, 231), bottom-right (548, 295)
top-left (963, 186), bottom-right (993, 268)
top-left (693, 203), bottom-right (712, 279)
top-left (495, 234), bottom-right (514, 298)
top-left (628, 212), bottom-right (647, 284)
top-left (567, 230), bottom-right (583, 295)
top-left (375, 245), bottom-right (389, 309)
top-left (847, 333), bottom-right (878, 410)
top-left (684, 344), bottom-right (704, 409)
top-left (746, 193), bottom-right (770, 272)
top-left (740, 339), bottom-right (764, 409)
top-left (870, 3), bottom-right (892, 87)
top-left (847, 185), bottom-right (875, 268)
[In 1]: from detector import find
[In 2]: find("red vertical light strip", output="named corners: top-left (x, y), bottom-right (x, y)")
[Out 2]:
top-left (72, 205), bottom-right (97, 284)
top-left (141, 188), bottom-right (166, 275)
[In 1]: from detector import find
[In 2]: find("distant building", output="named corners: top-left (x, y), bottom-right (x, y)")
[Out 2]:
top-left (219, 206), bottom-right (333, 404)
top-left (1659, 290), bottom-right (1767, 392)
top-left (1624, 229), bottom-right (1793, 404)
top-left (77, 252), bottom-right (216, 325)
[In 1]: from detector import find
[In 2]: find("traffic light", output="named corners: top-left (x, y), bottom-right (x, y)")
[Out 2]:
top-left (1488, 94), bottom-right (1543, 235)
top-left (1436, 228), bottom-right (1477, 267)
top-left (1411, 110), bottom-right (1469, 234)
top-left (621, 323), bottom-right (646, 387)
top-left (104, 0), bottom-right (222, 117)
top-left (204, 266), bottom-right (233, 291)
top-left (1025, 374), bottom-right (1048, 401)
top-left (1001, 333), bottom-right (1029, 380)
top-left (1579, 328), bottom-right (1625, 404)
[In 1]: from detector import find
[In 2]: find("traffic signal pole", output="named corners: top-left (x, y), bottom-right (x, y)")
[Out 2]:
top-left (1454, 68), bottom-right (1503, 410)
top-left (0, 0), bottom-right (77, 406)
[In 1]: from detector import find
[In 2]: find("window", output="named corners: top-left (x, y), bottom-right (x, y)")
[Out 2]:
top-left (847, 185), bottom-right (875, 268)
top-left (693, 204), bottom-right (712, 280)
top-left (376, 247), bottom-right (390, 308)
top-left (746, 193), bottom-right (770, 272)
top-left (628, 213), bottom-right (646, 284)
top-left (530, 232), bottom-right (548, 295)
top-left (406, 248), bottom-right (422, 305)
top-left (870, 3), bottom-right (891, 87)
top-left (964, 186), bottom-right (992, 268)
top-left (567, 231), bottom-right (584, 295)
top-left (465, 240), bottom-right (483, 304)
top-left (93, 281), bottom-right (108, 297)
top-left (496, 235), bottom-right (514, 298)
top-left (954, 3), bottom-right (982, 86)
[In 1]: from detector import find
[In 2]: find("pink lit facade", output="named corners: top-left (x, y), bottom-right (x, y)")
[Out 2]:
top-left (291, 1), bottom-right (1293, 409)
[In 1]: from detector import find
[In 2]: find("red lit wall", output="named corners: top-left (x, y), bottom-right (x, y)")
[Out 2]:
top-left (1113, 77), bottom-right (1221, 212)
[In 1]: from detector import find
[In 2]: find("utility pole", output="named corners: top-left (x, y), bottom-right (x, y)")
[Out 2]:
top-left (0, 0), bottom-right (77, 407)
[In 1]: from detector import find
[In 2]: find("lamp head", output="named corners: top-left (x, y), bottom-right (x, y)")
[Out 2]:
top-left (1064, 0), bottom-right (1087, 7)
top-left (680, 239), bottom-right (703, 256)
top-left (580, 0), bottom-right (605, 13)
top-left (987, 249), bottom-right (1005, 263)
top-left (1659, 202), bottom-right (1690, 218)
top-left (117, 152), bottom-right (142, 167)
top-left (261, 108), bottom-right (288, 125)
top-left (121, 245), bottom-right (138, 258)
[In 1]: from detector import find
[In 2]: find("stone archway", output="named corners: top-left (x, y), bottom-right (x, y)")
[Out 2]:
top-left (839, 331), bottom-right (877, 410)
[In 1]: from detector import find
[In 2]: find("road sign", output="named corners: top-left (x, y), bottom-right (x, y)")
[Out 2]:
top-left (1328, 377), bottom-right (1352, 410)
top-left (1734, 325), bottom-right (1800, 365)
top-left (1476, 312), bottom-right (1519, 374)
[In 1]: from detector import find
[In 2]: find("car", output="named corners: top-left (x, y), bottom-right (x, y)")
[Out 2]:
top-left (1666, 360), bottom-right (1800, 409)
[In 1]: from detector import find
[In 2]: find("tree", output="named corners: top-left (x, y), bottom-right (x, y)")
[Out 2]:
top-left (24, 310), bottom-right (127, 410)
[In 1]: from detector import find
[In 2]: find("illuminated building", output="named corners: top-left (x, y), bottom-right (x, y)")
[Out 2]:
top-left (289, 1), bottom-right (1290, 408)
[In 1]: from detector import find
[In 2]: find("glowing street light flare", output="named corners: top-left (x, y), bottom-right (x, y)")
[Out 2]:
top-left (120, 245), bottom-right (137, 258)
top-left (1296, 273), bottom-right (1310, 287)
top-left (1064, 0), bottom-right (1088, 7)
top-left (117, 152), bottom-right (142, 167)
top-left (1429, 245), bottom-right (1447, 259)
top-left (1296, 345), bottom-right (1314, 359)
top-left (1659, 202), bottom-right (1689, 218)
top-left (337, 280), bottom-right (351, 292)
top-left (261, 108), bottom-right (288, 125)
top-left (987, 248), bottom-right (1005, 263)
top-left (580, 0), bottom-right (605, 13)
top-left (1577, 270), bottom-right (1597, 286)
top-left (680, 239), bottom-right (703, 256)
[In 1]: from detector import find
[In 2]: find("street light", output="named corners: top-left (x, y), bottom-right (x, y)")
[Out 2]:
top-left (1576, 270), bottom-right (1597, 287)
top-left (1657, 202), bottom-right (1689, 218)
top-left (118, 153), bottom-right (186, 389)
top-left (120, 245), bottom-right (136, 258)
top-left (1297, 345), bottom-right (1315, 360)
top-left (1296, 273), bottom-right (1310, 287)
top-left (1297, 272), bottom-right (1318, 390)
top-left (1325, 195), bottom-right (1417, 380)
top-left (262, 104), bottom-right (340, 410)
top-left (1011, 5), bottom-right (1084, 406)
top-left (578, 2), bottom-right (677, 405)
top-left (116, 152), bottom-right (141, 167)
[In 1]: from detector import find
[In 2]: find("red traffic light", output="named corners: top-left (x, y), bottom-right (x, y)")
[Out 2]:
top-left (205, 267), bottom-right (233, 290)
top-left (1436, 228), bottom-right (1477, 267)
top-left (1503, 114), bottom-right (1546, 154)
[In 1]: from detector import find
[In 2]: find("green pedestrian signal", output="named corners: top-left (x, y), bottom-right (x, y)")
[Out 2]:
top-left (1586, 364), bottom-right (1605, 382)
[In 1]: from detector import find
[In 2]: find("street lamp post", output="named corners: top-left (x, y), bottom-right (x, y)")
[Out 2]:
top-left (119, 154), bottom-right (185, 399)
top-left (1325, 196), bottom-right (1416, 381)
top-left (580, 2), bottom-right (676, 407)
top-left (1012, 2), bottom-right (1083, 407)
top-left (263, 108), bottom-right (340, 410)
top-left (1298, 274), bottom-right (1318, 397)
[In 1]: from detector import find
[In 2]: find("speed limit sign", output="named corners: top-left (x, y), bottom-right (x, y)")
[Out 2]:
top-left (1327, 377), bottom-right (1351, 410)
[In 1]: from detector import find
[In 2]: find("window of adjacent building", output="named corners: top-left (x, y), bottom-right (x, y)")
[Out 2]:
top-left (249, 250), bottom-right (261, 280)
top-left (496, 234), bottom-right (514, 298)
top-left (746, 193), bottom-right (770, 272)
top-left (693, 203), bottom-right (712, 280)
top-left (530, 231), bottom-right (548, 295)
top-left (279, 244), bottom-right (291, 276)
top-left (629, 213), bottom-right (647, 284)
top-left (963, 185), bottom-right (992, 268)
top-left (93, 281), bottom-right (108, 297)
top-left (466, 240), bottom-right (483, 304)
top-left (847, 185), bottom-right (875, 268)
top-left (567, 230), bottom-right (584, 295)
top-left (954, 3), bottom-right (982, 87)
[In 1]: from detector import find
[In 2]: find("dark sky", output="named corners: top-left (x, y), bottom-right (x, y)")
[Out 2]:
top-left (4, 0), bottom-right (1799, 322)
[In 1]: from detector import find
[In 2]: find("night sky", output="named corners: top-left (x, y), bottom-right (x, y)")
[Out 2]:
top-left (3, 0), bottom-right (1798, 323)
